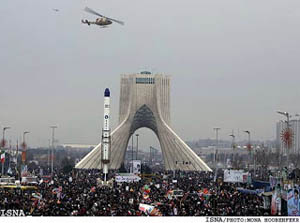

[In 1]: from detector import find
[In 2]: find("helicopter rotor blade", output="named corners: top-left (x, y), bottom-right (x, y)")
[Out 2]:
top-left (107, 18), bottom-right (125, 26)
top-left (84, 7), bottom-right (105, 18)
top-left (84, 7), bottom-right (124, 25)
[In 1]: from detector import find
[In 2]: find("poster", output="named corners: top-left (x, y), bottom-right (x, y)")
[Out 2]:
top-left (270, 176), bottom-right (278, 189)
top-left (224, 169), bottom-right (248, 183)
top-left (271, 191), bottom-right (277, 215)
top-left (115, 174), bottom-right (141, 182)
top-left (287, 188), bottom-right (300, 216)
top-left (133, 160), bottom-right (141, 174)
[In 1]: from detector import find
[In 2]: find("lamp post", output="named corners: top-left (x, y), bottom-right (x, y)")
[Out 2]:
top-left (1, 127), bottom-right (10, 175)
top-left (21, 131), bottom-right (30, 165)
top-left (50, 126), bottom-right (57, 175)
top-left (136, 134), bottom-right (139, 160)
top-left (296, 114), bottom-right (300, 156)
top-left (244, 130), bottom-right (251, 171)
top-left (213, 128), bottom-right (220, 169)
top-left (2, 127), bottom-right (10, 148)
top-left (229, 133), bottom-right (235, 168)
top-left (131, 135), bottom-right (134, 173)
top-left (23, 132), bottom-right (30, 145)
top-left (149, 146), bottom-right (152, 166)
top-left (48, 139), bottom-right (50, 171)
top-left (277, 111), bottom-right (290, 169)
top-left (254, 145), bottom-right (260, 178)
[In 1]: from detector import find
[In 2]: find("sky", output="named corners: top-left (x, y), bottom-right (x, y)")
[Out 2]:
top-left (0, 0), bottom-right (300, 151)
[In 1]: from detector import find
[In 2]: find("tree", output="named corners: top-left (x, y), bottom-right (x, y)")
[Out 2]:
top-left (28, 161), bottom-right (38, 172)
top-left (289, 152), bottom-right (300, 169)
top-left (118, 163), bottom-right (127, 173)
top-left (61, 157), bottom-right (74, 174)
top-left (232, 153), bottom-right (244, 169)
top-left (141, 164), bottom-right (152, 174)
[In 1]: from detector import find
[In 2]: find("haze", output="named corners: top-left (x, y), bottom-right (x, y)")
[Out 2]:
top-left (1, 0), bottom-right (300, 150)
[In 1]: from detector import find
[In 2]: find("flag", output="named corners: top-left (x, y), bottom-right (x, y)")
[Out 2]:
top-left (139, 203), bottom-right (155, 215)
top-left (90, 186), bottom-right (96, 193)
top-left (32, 193), bottom-right (42, 200)
top-left (150, 207), bottom-right (162, 216)
top-left (1, 151), bottom-right (5, 163)
top-left (7, 167), bottom-right (12, 175)
top-left (21, 151), bottom-right (26, 163)
top-left (52, 188), bottom-right (60, 194)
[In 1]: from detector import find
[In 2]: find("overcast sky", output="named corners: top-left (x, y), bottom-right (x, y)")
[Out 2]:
top-left (1, 0), bottom-right (300, 150)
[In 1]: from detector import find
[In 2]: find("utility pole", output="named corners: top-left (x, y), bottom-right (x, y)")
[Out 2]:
top-left (50, 126), bottom-right (57, 175)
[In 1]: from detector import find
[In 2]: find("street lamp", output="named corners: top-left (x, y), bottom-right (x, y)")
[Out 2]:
top-left (23, 131), bottom-right (30, 145)
top-left (136, 134), bottom-right (139, 160)
top-left (1, 127), bottom-right (10, 175)
top-left (131, 135), bottom-right (134, 173)
top-left (2, 127), bottom-right (11, 148)
top-left (21, 131), bottom-right (30, 164)
top-left (244, 130), bottom-right (251, 171)
top-left (229, 133), bottom-right (236, 168)
top-left (149, 146), bottom-right (153, 166)
top-left (254, 145), bottom-right (260, 177)
top-left (277, 111), bottom-right (290, 169)
top-left (295, 114), bottom-right (299, 157)
top-left (50, 126), bottom-right (57, 175)
top-left (229, 133), bottom-right (236, 150)
top-left (213, 128), bottom-right (220, 169)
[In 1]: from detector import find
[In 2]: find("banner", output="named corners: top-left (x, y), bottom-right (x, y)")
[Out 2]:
top-left (39, 168), bottom-right (43, 176)
top-left (139, 203), bottom-right (162, 216)
top-left (133, 160), bottom-right (141, 174)
top-left (224, 169), bottom-right (249, 183)
top-left (287, 188), bottom-right (300, 216)
top-left (139, 203), bottom-right (155, 214)
top-left (270, 176), bottom-right (278, 189)
top-left (21, 151), bottom-right (26, 163)
top-left (271, 190), bottom-right (282, 215)
top-left (115, 174), bottom-right (141, 182)
top-left (21, 165), bottom-right (28, 177)
top-left (0, 151), bottom-right (5, 163)
top-left (271, 191), bottom-right (277, 215)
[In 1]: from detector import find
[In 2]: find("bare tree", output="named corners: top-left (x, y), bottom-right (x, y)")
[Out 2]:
top-left (232, 153), bottom-right (244, 169)
top-left (289, 152), bottom-right (300, 169)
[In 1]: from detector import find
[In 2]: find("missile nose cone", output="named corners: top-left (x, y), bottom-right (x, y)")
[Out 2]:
top-left (104, 88), bottom-right (110, 97)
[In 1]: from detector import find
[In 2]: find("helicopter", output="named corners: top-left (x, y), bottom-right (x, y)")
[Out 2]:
top-left (81, 7), bottom-right (124, 27)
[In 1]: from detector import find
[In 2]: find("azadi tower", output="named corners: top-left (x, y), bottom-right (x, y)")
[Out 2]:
top-left (75, 72), bottom-right (211, 171)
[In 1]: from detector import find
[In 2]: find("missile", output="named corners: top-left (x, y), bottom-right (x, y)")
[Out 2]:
top-left (101, 88), bottom-right (111, 178)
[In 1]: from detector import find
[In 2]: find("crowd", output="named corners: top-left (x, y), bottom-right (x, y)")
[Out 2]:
top-left (0, 169), bottom-right (268, 216)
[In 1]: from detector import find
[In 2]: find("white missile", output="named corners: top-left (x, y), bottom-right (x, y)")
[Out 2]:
top-left (101, 88), bottom-right (111, 179)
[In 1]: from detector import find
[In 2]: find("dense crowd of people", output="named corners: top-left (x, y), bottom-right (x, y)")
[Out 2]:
top-left (0, 169), bottom-right (270, 216)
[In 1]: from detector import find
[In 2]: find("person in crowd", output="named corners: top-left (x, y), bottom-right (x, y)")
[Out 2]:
top-left (0, 169), bottom-right (267, 216)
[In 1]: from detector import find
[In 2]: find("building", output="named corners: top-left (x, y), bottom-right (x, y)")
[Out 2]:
top-left (76, 72), bottom-right (211, 171)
